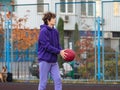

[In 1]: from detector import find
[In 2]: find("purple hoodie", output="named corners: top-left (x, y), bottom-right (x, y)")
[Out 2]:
top-left (38, 24), bottom-right (62, 63)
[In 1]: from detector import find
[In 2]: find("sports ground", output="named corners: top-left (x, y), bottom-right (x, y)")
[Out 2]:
top-left (0, 83), bottom-right (120, 90)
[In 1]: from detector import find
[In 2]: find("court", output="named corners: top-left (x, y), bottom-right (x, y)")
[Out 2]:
top-left (0, 83), bottom-right (120, 90)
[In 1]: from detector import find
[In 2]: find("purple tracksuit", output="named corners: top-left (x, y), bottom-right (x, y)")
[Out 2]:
top-left (38, 24), bottom-right (62, 90)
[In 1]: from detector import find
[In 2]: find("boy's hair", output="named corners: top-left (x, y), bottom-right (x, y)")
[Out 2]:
top-left (42, 12), bottom-right (56, 25)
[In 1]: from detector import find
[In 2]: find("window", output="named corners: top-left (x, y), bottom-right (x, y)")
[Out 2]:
top-left (60, 0), bottom-right (75, 14)
top-left (113, 2), bottom-right (120, 16)
top-left (81, 0), bottom-right (94, 17)
top-left (113, 32), bottom-right (120, 37)
top-left (96, 1), bottom-right (101, 16)
top-left (37, 0), bottom-right (44, 13)
top-left (60, 0), bottom-right (66, 13)
top-left (68, 0), bottom-right (73, 13)
top-left (81, 1), bottom-right (86, 16)
top-left (88, 0), bottom-right (93, 16)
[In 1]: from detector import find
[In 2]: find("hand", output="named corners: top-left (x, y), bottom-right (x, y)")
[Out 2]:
top-left (60, 49), bottom-right (68, 59)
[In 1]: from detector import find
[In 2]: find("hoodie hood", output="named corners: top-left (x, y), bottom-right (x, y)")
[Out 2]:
top-left (40, 24), bottom-right (54, 31)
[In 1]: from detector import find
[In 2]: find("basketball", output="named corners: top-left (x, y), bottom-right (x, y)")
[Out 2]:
top-left (64, 49), bottom-right (75, 62)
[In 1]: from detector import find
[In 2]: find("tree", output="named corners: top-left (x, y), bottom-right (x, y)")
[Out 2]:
top-left (75, 30), bottom-right (95, 78)
top-left (74, 23), bottom-right (80, 52)
top-left (57, 17), bottom-right (64, 67)
top-left (57, 17), bottom-right (64, 48)
top-left (75, 30), bottom-right (94, 61)
top-left (11, 11), bottom-right (39, 51)
top-left (73, 20), bottom-right (95, 78)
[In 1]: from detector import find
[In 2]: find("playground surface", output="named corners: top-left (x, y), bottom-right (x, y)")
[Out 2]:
top-left (0, 82), bottom-right (120, 90)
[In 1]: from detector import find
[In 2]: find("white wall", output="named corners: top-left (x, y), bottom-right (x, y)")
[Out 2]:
top-left (102, 1), bottom-right (120, 31)
top-left (14, 0), bottom-right (96, 30)
top-left (15, 0), bottom-right (55, 29)
top-left (16, 0), bottom-right (37, 4)
top-left (14, 0), bottom-right (80, 30)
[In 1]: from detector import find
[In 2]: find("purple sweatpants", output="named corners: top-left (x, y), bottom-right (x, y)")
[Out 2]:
top-left (38, 61), bottom-right (62, 90)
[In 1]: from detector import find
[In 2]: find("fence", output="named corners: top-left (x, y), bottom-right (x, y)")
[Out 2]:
top-left (0, 1), bottom-right (120, 82)
top-left (53, 1), bottom-right (96, 80)
top-left (0, 3), bottom-right (49, 80)
top-left (102, 1), bottom-right (120, 82)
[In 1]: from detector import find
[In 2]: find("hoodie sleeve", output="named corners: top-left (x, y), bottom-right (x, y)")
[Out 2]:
top-left (39, 29), bottom-right (60, 54)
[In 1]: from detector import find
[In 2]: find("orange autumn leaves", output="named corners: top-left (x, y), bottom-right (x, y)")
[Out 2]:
top-left (11, 14), bottom-right (40, 50)
top-left (0, 11), bottom-right (40, 51)
top-left (12, 29), bottom-right (39, 50)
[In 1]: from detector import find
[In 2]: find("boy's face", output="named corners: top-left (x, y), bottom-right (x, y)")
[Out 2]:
top-left (48, 18), bottom-right (56, 26)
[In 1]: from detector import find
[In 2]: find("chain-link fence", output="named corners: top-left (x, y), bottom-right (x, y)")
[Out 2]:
top-left (55, 1), bottom-right (97, 80)
top-left (0, 3), bottom-right (49, 80)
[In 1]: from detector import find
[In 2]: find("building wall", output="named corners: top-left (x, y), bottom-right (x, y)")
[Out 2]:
top-left (14, 0), bottom-right (57, 29)
top-left (102, 2), bottom-right (120, 31)
top-left (102, 1), bottom-right (120, 51)
top-left (14, 0), bottom-right (96, 31)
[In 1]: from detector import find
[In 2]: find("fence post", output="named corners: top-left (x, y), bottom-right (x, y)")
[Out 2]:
top-left (97, 17), bottom-right (101, 81)
top-left (5, 17), bottom-right (12, 73)
top-left (115, 51), bottom-right (118, 80)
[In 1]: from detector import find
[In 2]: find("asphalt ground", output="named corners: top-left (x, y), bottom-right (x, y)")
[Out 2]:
top-left (0, 82), bottom-right (120, 90)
